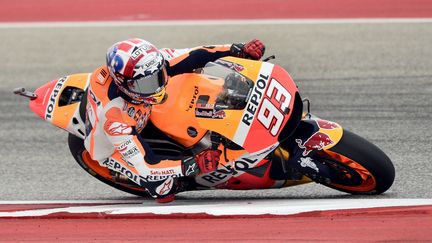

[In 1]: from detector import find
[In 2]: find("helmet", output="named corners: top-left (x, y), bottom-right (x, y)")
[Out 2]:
top-left (106, 38), bottom-right (168, 105)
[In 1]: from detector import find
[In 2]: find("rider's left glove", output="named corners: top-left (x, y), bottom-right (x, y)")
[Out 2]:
top-left (195, 149), bottom-right (221, 174)
top-left (181, 149), bottom-right (221, 176)
top-left (230, 39), bottom-right (266, 60)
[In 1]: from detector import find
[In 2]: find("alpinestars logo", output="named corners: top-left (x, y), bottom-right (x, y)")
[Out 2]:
top-left (107, 122), bottom-right (132, 136)
top-left (156, 178), bottom-right (174, 196)
top-left (185, 164), bottom-right (197, 176)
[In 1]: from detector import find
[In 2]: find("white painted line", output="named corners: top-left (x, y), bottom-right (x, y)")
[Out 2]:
top-left (0, 18), bottom-right (432, 29)
top-left (0, 199), bottom-right (431, 217)
top-left (0, 200), bottom-right (144, 204)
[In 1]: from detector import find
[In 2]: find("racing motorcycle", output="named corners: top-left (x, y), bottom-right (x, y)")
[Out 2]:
top-left (14, 56), bottom-right (395, 197)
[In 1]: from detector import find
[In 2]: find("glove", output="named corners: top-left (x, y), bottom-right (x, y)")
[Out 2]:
top-left (230, 39), bottom-right (266, 60)
top-left (182, 149), bottom-right (221, 176)
top-left (195, 149), bottom-right (221, 173)
top-left (182, 157), bottom-right (200, 176)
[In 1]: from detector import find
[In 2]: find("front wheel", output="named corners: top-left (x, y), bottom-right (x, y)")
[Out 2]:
top-left (313, 130), bottom-right (395, 195)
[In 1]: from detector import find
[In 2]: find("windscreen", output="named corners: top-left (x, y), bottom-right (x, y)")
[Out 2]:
top-left (202, 62), bottom-right (253, 110)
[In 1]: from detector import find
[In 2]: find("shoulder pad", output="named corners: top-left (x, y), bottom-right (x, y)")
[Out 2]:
top-left (93, 66), bottom-right (111, 85)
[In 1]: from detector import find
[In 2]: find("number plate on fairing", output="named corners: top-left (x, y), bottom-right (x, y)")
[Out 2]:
top-left (230, 62), bottom-right (299, 153)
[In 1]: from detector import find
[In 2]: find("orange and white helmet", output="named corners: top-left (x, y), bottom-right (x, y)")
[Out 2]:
top-left (106, 38), bottom-right (168, 105)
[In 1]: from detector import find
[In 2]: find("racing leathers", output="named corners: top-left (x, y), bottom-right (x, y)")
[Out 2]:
top-left (84, 42), bottom-right (265, 200)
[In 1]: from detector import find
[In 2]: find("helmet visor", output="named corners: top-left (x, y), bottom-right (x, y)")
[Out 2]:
top-left (126, 66), bottom-right (168, 96)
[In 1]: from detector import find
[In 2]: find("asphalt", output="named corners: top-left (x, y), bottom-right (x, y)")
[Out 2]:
top-left (0, 22), bottom-right (431, 200)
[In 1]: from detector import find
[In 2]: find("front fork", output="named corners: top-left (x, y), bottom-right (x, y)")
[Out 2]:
top-left (276, 115), bottom-right (344, 183)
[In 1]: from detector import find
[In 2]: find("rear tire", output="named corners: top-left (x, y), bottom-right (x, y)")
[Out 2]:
top-left (68, 134), bottom-right (150, 197)
top-left (314, 130), bottom-right (395, 195)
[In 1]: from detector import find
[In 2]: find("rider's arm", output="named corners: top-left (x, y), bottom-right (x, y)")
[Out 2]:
top-left (166, 39), bottom-right (265, 76)
top-left (166, 45), bottom-right (232, 76)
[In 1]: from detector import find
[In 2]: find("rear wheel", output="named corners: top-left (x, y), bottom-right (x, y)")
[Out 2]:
top-left (68, 134), bottom-right (150, 197)
top-left (313, 130), bottom-right (395, 194)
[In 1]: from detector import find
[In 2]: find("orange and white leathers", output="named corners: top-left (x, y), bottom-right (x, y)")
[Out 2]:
top-left (84, 45), bottom-right (233, 197)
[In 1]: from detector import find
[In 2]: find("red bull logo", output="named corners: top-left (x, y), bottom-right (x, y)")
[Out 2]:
top-left (295, 131), bottom-right (334, 156)
top-left (317, 120), bottom-right (339, 129)
top-left (213, 110), bottom-right (226, 119)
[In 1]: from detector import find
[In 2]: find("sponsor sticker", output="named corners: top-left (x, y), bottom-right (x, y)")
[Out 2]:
top-left (45, 76), bottom-right (67, 120)
top-left (106, 121), bottom-right (132, 136)
top-left (298, 157), bottom-right (319, 172)
top-left (127, 107), bottom-right (135, 117)
top-left (121, 146), bottom-right (140, 160)
top-left (295, 131), bottom-right (334, 156)
top-left (150, 169), bottom-right (176, 176)
top-left (186, 86), bottom-right (199, 111)
top-left (195, 108), bottom-right (226, 119)
top-left (196, 144), bottom-right (276, 187)
top-left (101, 157), bottom-right (147, 186)
top-left (131, 44), bottom-right (152, 59)
top-left (232, 62), bottom-right (273, 146)
top-left (156, 177), bottom-right (174, 196)
top-left (317, 120), bottom-right (339, 129)
top-left (184, 163), bottom-right (198, 176)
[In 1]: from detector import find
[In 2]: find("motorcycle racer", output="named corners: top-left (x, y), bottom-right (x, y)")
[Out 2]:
top-left (84, 38), bottom-right (265, 202)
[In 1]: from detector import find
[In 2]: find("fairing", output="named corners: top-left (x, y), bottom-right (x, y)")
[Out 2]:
top-left (150, 57), bottom-right (303, 189)
top-left (151, 57), bottom-right (301, 154)
top-left (29, 74), bottom-right (90, 138)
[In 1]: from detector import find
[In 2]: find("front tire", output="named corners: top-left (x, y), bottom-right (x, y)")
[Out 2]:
top-left (313, 130), bottom-right (395, 195)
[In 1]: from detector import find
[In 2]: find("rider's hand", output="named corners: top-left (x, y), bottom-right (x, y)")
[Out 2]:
top-left (231, 39), bottom-right (266, 60)
top-left (182, 149), bottom-right (221, 175)
top-left (195, 149), bottom-right (221, 174)
top-left (182, 157), bottom-right (200, 176)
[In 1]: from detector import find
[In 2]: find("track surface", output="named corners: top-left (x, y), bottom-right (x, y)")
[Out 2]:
top-left (1, 1), bottom-right (431, 202)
